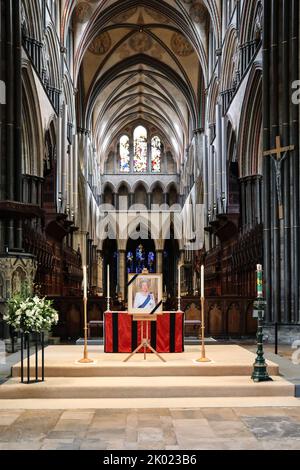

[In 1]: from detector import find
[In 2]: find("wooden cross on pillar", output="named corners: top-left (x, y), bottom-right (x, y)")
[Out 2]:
top-left (263, 136), bottom-right (295, 220)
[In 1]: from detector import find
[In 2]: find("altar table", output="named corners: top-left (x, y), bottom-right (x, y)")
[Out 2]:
top-left (104, 311), bottom-right (184, 353)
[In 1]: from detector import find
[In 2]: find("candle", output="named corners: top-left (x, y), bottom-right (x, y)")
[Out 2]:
top-left (107, 264), bottom-right (110, 298)
top-left (201, 265), bottom-right (205, 299)
top-left (257, 264), bottom-right (263, 298)
top-left (178, 264), bottom-right (181, 298)
top-left (83, 265), bottom-right (87, 299)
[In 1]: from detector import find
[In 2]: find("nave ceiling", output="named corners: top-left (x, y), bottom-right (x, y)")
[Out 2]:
top-left (62, 0), bottom-right (219, 170)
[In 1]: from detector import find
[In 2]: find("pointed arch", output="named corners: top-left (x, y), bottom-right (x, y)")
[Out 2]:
top-left (240, 0), bottom-right (263, 45)
top-left (43, 25), bottom-right (61, 90)
top-left (21, 0), bottom-right (43, 41)
top-left (238, 66), bottom-right (263, 177)
top-left (21, 64), bottom-right (44, 177)
top-left (220, 27), bottom-right (239, 92)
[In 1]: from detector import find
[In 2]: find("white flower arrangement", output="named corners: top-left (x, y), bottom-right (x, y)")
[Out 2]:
top-left (4, 294), bottom-right (59, 334)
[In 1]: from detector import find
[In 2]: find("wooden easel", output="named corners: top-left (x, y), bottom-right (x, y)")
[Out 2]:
top-left (123, 314), bottom-right (166, 363)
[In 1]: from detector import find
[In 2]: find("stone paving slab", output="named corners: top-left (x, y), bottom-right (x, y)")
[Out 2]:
top-left (0, 407), bottom-right (299, 450)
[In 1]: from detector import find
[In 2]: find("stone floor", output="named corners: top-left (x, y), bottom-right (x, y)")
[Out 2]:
top-left (1, 407), bottom-right (300, 450)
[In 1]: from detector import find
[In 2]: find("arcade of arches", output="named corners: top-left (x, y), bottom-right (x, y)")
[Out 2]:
top-left (0, 0), bottom-right (300, 343)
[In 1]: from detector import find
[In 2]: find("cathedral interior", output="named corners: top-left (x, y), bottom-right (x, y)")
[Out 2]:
top-left (0, 0), bottom-right (299, 343)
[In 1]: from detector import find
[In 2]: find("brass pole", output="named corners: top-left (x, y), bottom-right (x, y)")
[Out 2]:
top-left (197, 296), bottom-right (211, 363)
top-left (78, 296), bottom-right (94, 364)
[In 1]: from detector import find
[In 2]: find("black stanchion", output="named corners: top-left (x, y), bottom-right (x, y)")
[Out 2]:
top-left (10, 327), bottom-right (15, 354)
top-left (35, 332), bottom-right (38, 382)
top-left (21, 333), bottom-right (24, 384)
top-left (27, 333), bottom-right (30, 384)
top-left (275, 322), bottom-right (278, 355)
top-left (19, 331), bottom-right (45, 384)
top-left (42, 332), bottom-right (45, 382)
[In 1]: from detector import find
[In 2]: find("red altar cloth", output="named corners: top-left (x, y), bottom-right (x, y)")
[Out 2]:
top-left (104, 311), bottom-right (184, 353)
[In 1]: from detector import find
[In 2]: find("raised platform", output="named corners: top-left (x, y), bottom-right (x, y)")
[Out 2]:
top-left (0, 376), bottom-right (294, 399)
top-left (11, 344), bottom-right (279, 378)
top-left (0, 345), bottom-right (295, 402)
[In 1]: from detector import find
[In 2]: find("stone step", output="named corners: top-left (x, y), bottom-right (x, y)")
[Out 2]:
top-left (0, 376), bottom-right (294, 400)
top-left (11, 362), bottom-right (279, 378)
top-left (1, 396), bottom-right (300, 410)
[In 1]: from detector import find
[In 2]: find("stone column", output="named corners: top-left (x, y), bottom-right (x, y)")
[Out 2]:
top-left (156, 250), bottom-right (163, 274)
top-left (179, 250), bottom-right (186, 294)
top-left (147, 192), bottom-right (152, 210)
top-left (119, 250), bottom-right (126, 300)
top-left (129, 192), bottom-right (134, 209)
top-left (96, 250), bottom-right (103, 296)
top-left (113, 192), bottom-right (118, 210)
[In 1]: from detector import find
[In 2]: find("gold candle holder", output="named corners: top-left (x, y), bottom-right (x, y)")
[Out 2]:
top-left (196, 296), bottom-right (211, 362)
top-left (78, 296), bottom-right (94, 364)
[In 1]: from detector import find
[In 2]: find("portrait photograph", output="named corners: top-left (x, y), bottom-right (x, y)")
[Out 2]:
top-left (128, 274), bottom-right (163, 314)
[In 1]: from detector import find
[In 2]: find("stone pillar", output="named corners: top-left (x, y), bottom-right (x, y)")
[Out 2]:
top-left (113, 192), bottom-right (118, 209)
top-left (179, 250), bottom-right (186, 294)
top-left (0, 0), bottom-right (24, 252)
top-left (119, 250), bottom-right (126, 300)
top-left (262, 0), bottom-right (300, 326)
top-left (96, 250), bottom-right (103, 296)
top-left (146, 192), bottom-right (151, 210)
top-left (156, 250), bottom-right (163, 273)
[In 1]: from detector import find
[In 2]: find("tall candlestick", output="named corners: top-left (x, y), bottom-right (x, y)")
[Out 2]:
top-left (177, 263), bottom-right (181, 311)
top-left (257, 264), bottom-right (263, 298)
top-left (197, 264), bottom-right (211, 363)
top-left (107, 264), bottom-right (110, 298)
top-left (201, 265), bottom-right (204, 298)
top-left (78, 265), bottom-right (94, 364)
top-left (83, 265), bottom-right (87, 299)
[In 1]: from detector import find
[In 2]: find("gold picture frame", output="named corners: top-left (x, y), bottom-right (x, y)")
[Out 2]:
top-left (128, 273), bottom-right (163, 315)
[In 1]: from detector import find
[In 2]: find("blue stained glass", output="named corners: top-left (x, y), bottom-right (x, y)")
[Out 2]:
top-left (148, 252), bottom-right (155, 272)
top-left (127, 251), bottom-right (134, 273)
top-left (136, 244), bottom-right (145, 273)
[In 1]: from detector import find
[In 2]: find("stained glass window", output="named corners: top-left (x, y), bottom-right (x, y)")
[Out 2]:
top-left (133, 126), bottom-right (148, 173)
top-left (127, 251), bottom-right (134, 273)
top-left (126, 245), bottom-right (155, 273)
top-left (151, 136), bottom-right (161, 172)
top-left (148, 252), bottom-right (155, 273)
top-left (136, 244), bottom-right (145, 273)
top-left (119, 135), bottom-right (130, 172)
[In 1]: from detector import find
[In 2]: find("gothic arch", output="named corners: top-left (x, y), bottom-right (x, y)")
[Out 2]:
top-left (126, 220), bottom-right (158, 252)
top-left (132, 180), bottom-right (150, 194)
top-left (102, 182), bottom-right (117, 195)
top-left (220, 27), bottom-right (239, 92)
top-left (21, 65), bottom-right (44, 177)
top-left (116, 181), bottom-right (131, 193)
top-left (207, 76), bottom-right (219, 130)
top-left (238, 67), bottom-right (262, 177)
top-left (43, 25), bottom-right (61, 90)
top-left (63, 75), bottom-right (75, 128)
top-left (21, 0), bottom-right (43, 41)
top-left (150, 181), bottom-right (165, 193)
top-left (240, 0), bottom-right (263, 45)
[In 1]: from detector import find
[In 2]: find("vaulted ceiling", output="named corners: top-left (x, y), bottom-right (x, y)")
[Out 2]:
top-left (63, 0), bottom-right (219, 169)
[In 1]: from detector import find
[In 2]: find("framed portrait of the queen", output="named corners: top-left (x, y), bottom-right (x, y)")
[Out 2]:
top-left (128, 273), bottom-right (163, 314)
